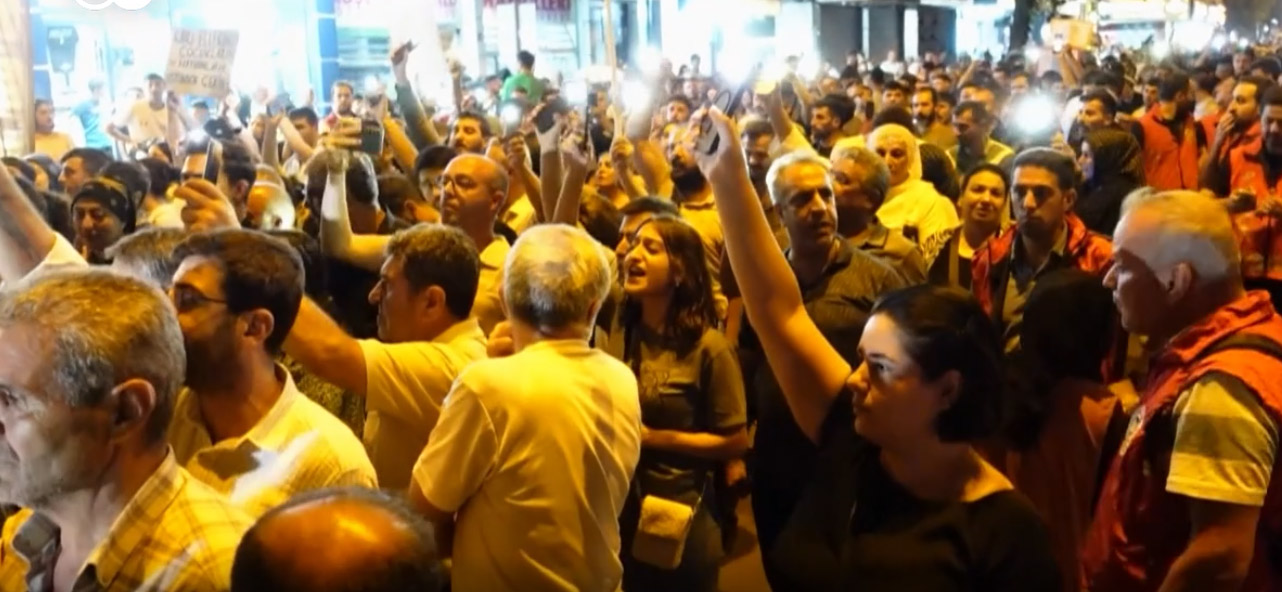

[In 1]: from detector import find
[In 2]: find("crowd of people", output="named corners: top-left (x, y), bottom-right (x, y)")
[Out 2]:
top-left (4, 33), bottom-right (1282, 592)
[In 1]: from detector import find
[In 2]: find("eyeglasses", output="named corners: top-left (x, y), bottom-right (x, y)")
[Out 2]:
top-left (168, 284), bottom-right (228, 313)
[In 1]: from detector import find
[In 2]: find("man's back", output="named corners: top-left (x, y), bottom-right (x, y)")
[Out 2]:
top-left (412, 339), bottom-right (642, 592)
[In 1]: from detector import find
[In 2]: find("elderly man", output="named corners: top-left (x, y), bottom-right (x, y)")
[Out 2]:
top-left (830, 144), bottom-right (928, 283)
top-left (1085, 190), bottom-right (1282, 592)
top-left (409, 224), bottom-right (642, 592)
top-left (0, 270), bottom-right (252, 591)
top-left (232, 487), bottom-right (446, 592)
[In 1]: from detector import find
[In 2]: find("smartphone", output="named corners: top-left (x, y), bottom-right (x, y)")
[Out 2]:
top-left (202, 141), bottom-right (221, 183)
top-left (359, 119), bottom-right (385, 155)
top-left (500, 101), bottom-right (525, 138)
top-left (696, 66), bottom-right (759, 155)
top-left (267, 93), bottom-right (292, 117)
top-left (537, 97), bottom-right (569, 134)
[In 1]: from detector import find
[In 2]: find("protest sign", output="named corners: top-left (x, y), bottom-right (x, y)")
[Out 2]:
top-left (165, 29), bottom-right (239, 97)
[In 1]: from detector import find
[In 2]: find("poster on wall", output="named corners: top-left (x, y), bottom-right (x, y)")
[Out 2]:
top-left (165, 28), bottom-right (239, 97)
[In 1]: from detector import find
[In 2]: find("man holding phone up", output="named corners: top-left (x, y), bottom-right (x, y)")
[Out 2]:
top-left (178, 138), bottom-right (257, 230)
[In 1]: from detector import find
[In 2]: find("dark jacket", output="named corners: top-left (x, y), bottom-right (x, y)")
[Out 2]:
top-left (1078, 127), bottom-right (1145, 236)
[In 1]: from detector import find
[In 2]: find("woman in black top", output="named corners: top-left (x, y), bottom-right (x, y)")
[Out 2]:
top-left (694, 109), bottom-right (1060, 591)
top-left (1076, 127), bottom-right (1144, 237)
top-left (924, 164), bottom-right (1009, 290)
top-left (618, 214), bottom-right (748, 592)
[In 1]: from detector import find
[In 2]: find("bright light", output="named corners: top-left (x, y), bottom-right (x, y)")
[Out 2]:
top-left (1152, 40), bottom-right (1170, 59)
top-left (563, 80), bottom-right (588, 104)
top-left (639, 46), bottom-right (663, 75)
top-left (622, 80), bottom-right (651, 112)
top-left (1212, 33), bottom-right (1226, 47)
top-left (1025, 46), bottom-right (1042, 64)
top-left (1239, 38), bottom-right (1251, 49)
top-left (501, 104), bottom-right (523, 128)
top-left (1014, 95), bottom-right (1056, 135)
top-left (1173, 21), bottom-right (1215, 50)
top-left (798, 54), bottom-right (820, 82)
top-left (717, 49), bottom-right (756, 87)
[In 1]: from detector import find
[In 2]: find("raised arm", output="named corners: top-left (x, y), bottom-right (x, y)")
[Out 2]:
top-left (693, 108), bottom-right (852, 444)
top-left (0, 165), bottom-right (60, 281)
top-left (391, 42), bottom-right (442, 149)
top-left (553, 136), bottom-right (590, 225)
top-left (314, 136), bottom-right (391, 272)
top-left (284, 297), bottom-right (369, 396)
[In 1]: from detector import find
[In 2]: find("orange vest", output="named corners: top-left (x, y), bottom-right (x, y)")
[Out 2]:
top-left (1137, 108), bottom-right (1199, 190)
top-left (1228, 138), bottom-right (1282, 281)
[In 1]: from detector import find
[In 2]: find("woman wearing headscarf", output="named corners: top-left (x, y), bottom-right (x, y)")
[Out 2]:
top-left (867, 124), bottom-right (959, 244)
top-left (1076, 127), bottom-right (1144, 237)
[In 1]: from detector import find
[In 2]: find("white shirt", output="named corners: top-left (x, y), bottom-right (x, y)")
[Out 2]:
top-left (413, 339), bottom-right (642, 592)
top-left (475, 237), bottom-right (510, 336)
top-left (169, 366), bottom-right (378, 517)
top-left (357, 318), bottom-right (488, 489)
top-left (114, 100), bottom-right (169, 145)
top-left (876, 179), bottom-right (960, 242)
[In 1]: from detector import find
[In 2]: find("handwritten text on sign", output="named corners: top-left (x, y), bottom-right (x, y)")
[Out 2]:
top-left (165, 29), bottom-right (239, 97)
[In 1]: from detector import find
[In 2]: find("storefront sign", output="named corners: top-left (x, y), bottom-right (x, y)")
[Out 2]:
top-left (165, 28), bottom-right (240, 98)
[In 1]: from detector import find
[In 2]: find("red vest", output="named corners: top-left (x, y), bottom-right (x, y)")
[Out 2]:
top-left (970, 213), bottom-right (1113, 317)
top-left (1228, 138), bottom-right (1282, 281)
top-left (1138, 107), bottom-right (1200, 191)
top-left (1081, 292), bottom-right (1282, 592)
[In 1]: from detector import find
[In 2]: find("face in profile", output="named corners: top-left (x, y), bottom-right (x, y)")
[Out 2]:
top-left (846, 313), bottom-right (957, 447)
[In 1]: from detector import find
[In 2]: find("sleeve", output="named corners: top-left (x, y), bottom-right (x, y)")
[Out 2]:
top-left (358, 339), bottom-right (459, 428)
top-left (702, 335), bottom-right (747, 431)
top-left (1167, 372), bottom-right (1278, 506)
top-left (1129, 120), bottom-right (1145, 148)
top-left (918, 196), bottom-right (962, 245)
top-left (412, 375), bottom-right (499, 512)
top-left (14, 233), bottom-right (90, 286)
top-left (778, 125), bottom-right (817, 156)
top-left (974, 495), bottom-right (1064, 592)
top-left (898, 242), bottom-right (928, 285)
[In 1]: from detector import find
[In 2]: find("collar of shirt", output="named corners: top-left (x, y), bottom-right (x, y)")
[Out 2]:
top-left (848, 222), bottom-right (890, 251)
top-left (678, 198), bottom-right (716, 211)
top-left (13, 451), bottom-right (186, 591)
top-left (174, 365), bottom-right (304, 453)
top-left (479, 235), bottom-right (511, 271)
top-left (1011, 222), bottom-right (1069, 275)
top-left (436, 317), bottom-right (484, 344)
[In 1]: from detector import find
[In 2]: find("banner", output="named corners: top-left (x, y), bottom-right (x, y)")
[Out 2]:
top-left (165, 28), bottom-right (240, 98)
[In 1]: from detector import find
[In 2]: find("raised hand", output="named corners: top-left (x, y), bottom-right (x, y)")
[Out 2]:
top-left (689, 107), bottom-right (748, 183)
top-left (176, 178), bottom-right (241, 231)
top-left (390, 41), bottom-right (416, 82)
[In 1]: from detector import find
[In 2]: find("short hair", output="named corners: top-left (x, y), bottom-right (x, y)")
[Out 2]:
top-left (60, 147), bottom-right (111, 175)
top-left (172, 229), bottom-right (305, 354)
top-left (288, 106), bottom-right (319, 128)
top-left (961, 163), bottom-right (1010, 196)
top-left (578, 193), bottom-right (622, 249)
top-left (1082, 70), bottom-right (1122, 94)
top-left (1012, 148), bottom-right (1078, 191)
top-left (232, 486), bottom-right (446, 592)
top-left (871, 285), bottom-right (1005, 441)
top-left (869, 67), bottom-right (887, 85)
top-left (23, 153), bottom-right (62, 192)
top-left (1119, 190), bottom-right (1239, 281)
top-left (454, 110), bottom-right (494, 138)
top-left (1250, 57), bottom-right (1282, 79)
top-left (220, 140), bottom-right (257, 191)
top-left (766, 150), bottom-right (833, 206)
top-left (1158, 71), bottom-right (1191, 102)
top-left (1194, 72), bottom-right (1219, 94)
top-left (265, 229), bottom-right (328, 302)
top-left (914, 86), bottom-right (938, 104)
top-left (106, 227), bottom-right (189, 288)
top-left (138, 157), bottom-right (179, 197)
top-left (504, 224), bottom-right (612, 332)
top-left (0, 269), bottom-right (184, 445)
top-left (883, 80), bottom-right (909, 95)
top-left (954, 101), bottom-right (994, 126)
top-left (871, 105), bottom-right (916, 131)
top-left (145, 73), bottom-right (165, 84)
top-left (814, 94), bottom-right (856, 127)
top-left (1080, 89), bottom-right (1119, 118)
top-left (667, 95), bottom-right (693, 111)
top-left (619, 196), bottom-right (680, 219)
top-left (413, 145), bottom-right (459, 176)
top-left (100, 160), bottom-right (150, 207)
top-left (333, 81), bottom-right (354, 94)
top-left (33, 98), bottom-right (52, 112)
top-left (1238, 76), bottom-right (1276, 104)
top-left (517, 50), bottom-right (535, 69)
top-left (377, 173), bottom-right (424, 217)
top-left (931, 71), bottom-right (953, 83)
top-left (385, 224), bottom-right (479, 319)
top-left (739, 116), bottom-right (774, 142)
top-left (1039, 70), bottom-right (1064, 85)
top-left (830, 144), bottom-right (892, 209)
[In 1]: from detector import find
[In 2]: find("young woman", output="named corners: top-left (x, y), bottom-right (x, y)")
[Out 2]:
top-left (923, 164), bottom-right (1009, 290)
top-left (618, 214), bottom-right (748, 592)
top-left (1076, 127), bottom-right (1144, 236)
top-left (696, 107), bottom-right (1060, 591)
top-left (867, 124), bottom-right (959, 243)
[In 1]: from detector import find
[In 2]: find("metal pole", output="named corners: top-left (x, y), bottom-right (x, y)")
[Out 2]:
top-left (515, 0), bottom-right (523, 54)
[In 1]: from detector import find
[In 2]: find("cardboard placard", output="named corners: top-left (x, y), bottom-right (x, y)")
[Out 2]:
top-left (165, 29), bottom-right (239, 98)
top-left (1050, 19), bottom-right (1094, 49)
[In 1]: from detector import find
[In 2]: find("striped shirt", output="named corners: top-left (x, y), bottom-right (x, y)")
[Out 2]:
top-left (0, 452), bottom-right (252, 591)
top-left (1166, 373), bottom-right (1279, 506)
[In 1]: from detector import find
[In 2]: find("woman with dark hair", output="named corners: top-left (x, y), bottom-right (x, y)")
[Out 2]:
top-left (696, 107), bottom-right (1058, 591)
top-left (618, 214), bottom-right (747, 592)
top-left (1076, 127), bottom-right (1144, 236)
top-left (1004, 268), bottom-right (1121, 592)
top-left (23, 153), bottom-right (62, 192)
top-left (918, 142), bottom-right (960, 201)
top-left (923, 164), bottom-right (1009, 290)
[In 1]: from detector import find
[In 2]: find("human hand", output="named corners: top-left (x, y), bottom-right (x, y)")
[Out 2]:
top-left (176, 178), bottom-right (241, 231)
top-left (486, 321), bottom-right (515, 358)
top-left (505, 135), bottom-right (529, 173)
top-left (390, 41), bottom-right (416, 82)
top-left (689, 106), bottom-right (748, 183)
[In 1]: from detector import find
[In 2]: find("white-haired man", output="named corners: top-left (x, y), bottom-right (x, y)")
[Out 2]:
top-left (409, 224), bottom-right (642, 592)
top-left (1084, 190), bottom-right (1282, 592)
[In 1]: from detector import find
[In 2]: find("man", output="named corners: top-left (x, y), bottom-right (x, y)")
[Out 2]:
top-left (286, 182), bottom-right (488, 488)
top-left (1066, 89), bottom-right (1123, 149)
top-left (232, 487), bottom-right (446, 592)
top-left (412, 144), bottom-right (457, 209)
top-left (191, 100), bottom-right (212, 127)
top-left (1225, 87), bottom-right (1282, 294)
top-left (1202, 76), bottom-right (1273, 195)
top-left (1134, 71), bottom-right (1206, 190)
top-left (180, 138), bottom-right (256, 226)
top-left (1236, 47), bottom-right (1257, 77)
top-left (1085, 190), bottom-right (1282, 592)
top-left (70, 78), bottom-right (111, 150)
top-left (58, 146), bottom-right (110, 198)
top-left (448, 111), bottom-right (491, 154)
top-left (971, 148), bottom-right (1112, 352)
top-left (167, 230), bottom-right (377, 516)
top-left (1009, 71), bottom-right (1033, 99)
top-left (880, 80), bottom-right (909, 110)
top-left (1062, 70), bottom-right (1124, 137)
top-left (666, 95), bottom-right (692, 124)
top-left (930, 71), bottom-right (953, 97)
top-left (105, 226), bottom-right (189, 288)
top-left (501, 50), bottom-right (545, 103)
top-left (912, 86), bottom-right (957, 150)
top-left (746, 152), bottom-right (905, 577)
top-left (839, 50), bottom-right (861, 81)
top-left (1193, 72), bottom-right (1220, 120)
top-left (409, 224), bottom-right (641, 592)
top-left (32, 99), bottom-right (75, 161)
top-left (322, 81), bottom-right (356, 132)
top-left (949, 101), bottom-right (1015, 174)
top-left (808, 94), bottom-right (856, 157)
top-left (71, 176), bottom-right (135, 263)
top-left (830, 144), bottom-right (928, 284)
top-left (960, 80), bottom-right (1010, 144)
top-left (667, 125), bottom-right (728, 319)
top-left (0, 269), bottom-right (252, 591)
top-left (106, 73), bottom-right (170, 151)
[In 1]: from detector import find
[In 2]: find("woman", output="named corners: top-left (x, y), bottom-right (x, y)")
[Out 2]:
top-left (1005, 269), bottom-right (1121, 592)
top-left (919, 142), bottom-right (960, 202)
top-left (695, 107), bottom-right (1059, 591)
top-left (923, 164), bottom-right (1009, 290)
top-left (590, 152), bottom-right (629, 210)
top-left (23, 153), bottom-right (62, 192)
top-left (619, 214), bottom-right (748, 592)
top-left (1076, 127), bottom-right (1144, 236)
top-left (867, 124), bottom-right (959, 244)
top-left (830, 145), bottom-right (928, 284)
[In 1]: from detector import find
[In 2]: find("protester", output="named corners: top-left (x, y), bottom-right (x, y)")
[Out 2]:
top-left (1076, 127), bottom-right (1145, 236)
top-left (58, 146), bottom-right (111, 198)
top-left (32, 99), bottom-right (75, 161)
top-left (1086, 190), bottom-right (1282, 592)
top-left (829, 144), bottom-right (928, 283)
top-left (924, 163), bottom-right (1010, 289)
top-left (866, 123), bottom-right (958, 243)
top-left (949, 101), bottom-right (1016, 174)
top-left (1133, 71), bottom-right (1205, 190)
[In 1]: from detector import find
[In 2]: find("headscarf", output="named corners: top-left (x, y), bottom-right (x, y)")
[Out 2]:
top-left (1077, 127), bottom-right (1144, 236)
top-left (867, 124), bottom-right (923, 183)
top-left (71, 177), bottom-right (137, 233)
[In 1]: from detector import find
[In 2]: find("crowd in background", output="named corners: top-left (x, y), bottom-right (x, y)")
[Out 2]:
top-left (4, 30), bottom-right (1282, 592)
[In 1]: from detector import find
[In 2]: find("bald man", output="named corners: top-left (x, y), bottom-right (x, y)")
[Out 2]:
top-left (231, 487), bottom-right (447, 592)
top-left (245, 182), bottom-right (296, 230)
top-left (436, 154), bottom-right (510, 335)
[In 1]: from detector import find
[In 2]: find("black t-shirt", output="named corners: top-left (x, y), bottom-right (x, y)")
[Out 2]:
top-left (927, 232), bottom-right (974, 290)
top-left (766, 405), bottom-right (1062, 592)
top-left (323, 213), bottom-right (411, 339)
